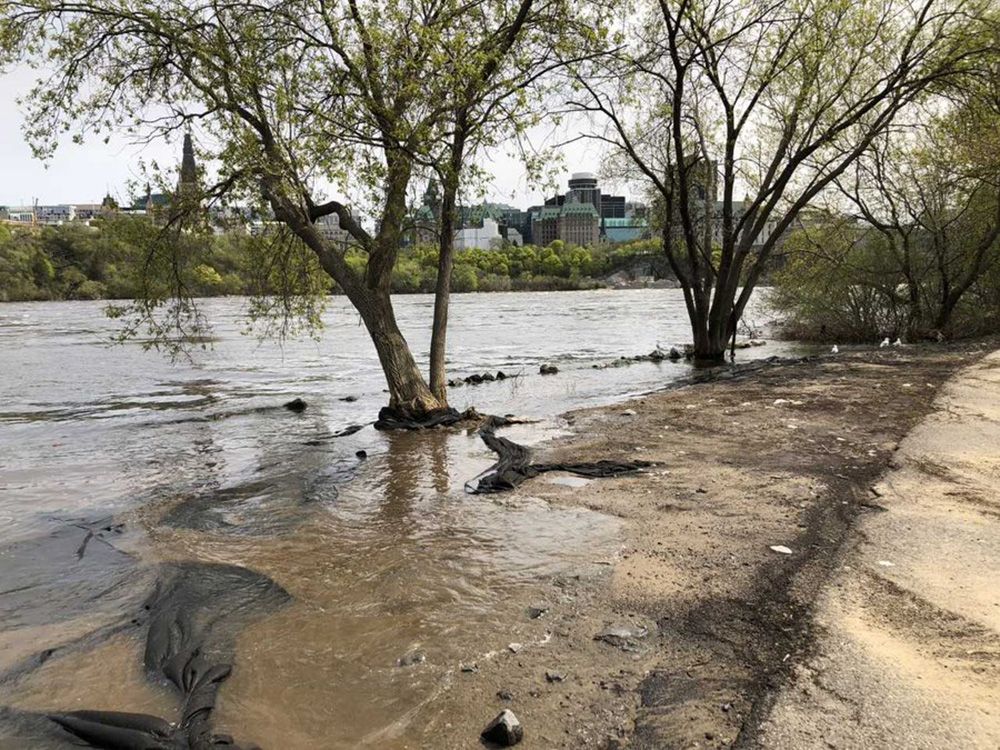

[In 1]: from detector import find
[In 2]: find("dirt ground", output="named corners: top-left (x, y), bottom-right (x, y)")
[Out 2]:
top-left (759, 348), bottom-right (1000, 749)
top-left (438, 340), bottom-right (999, 749)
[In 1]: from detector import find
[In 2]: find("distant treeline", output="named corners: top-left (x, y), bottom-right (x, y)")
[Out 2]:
top-left (0, 219), bottom-right (665, 302)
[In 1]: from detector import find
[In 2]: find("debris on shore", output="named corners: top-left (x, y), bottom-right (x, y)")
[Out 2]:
top-left (468, 419), bottom-right (651, 494)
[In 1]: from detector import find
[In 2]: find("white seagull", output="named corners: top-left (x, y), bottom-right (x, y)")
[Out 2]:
top-left (893, 338), bottom-right (903, 346)
top-left (879, 337), bottom-right (891, 348)
top-left (831, 345), bottom-right (839, 354)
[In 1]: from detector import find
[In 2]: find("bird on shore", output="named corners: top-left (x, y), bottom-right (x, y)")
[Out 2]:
top-left (831, 345), bottom-right (839, 354)
top-left (893, 338), bottom-right (903, 346)
top-left (879, 337), bottom-right (891, 348)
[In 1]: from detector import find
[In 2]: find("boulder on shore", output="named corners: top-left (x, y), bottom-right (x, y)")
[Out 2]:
top-left (481, 709), bottom-right (523, 746)
top-left (539, 364), bottom-right (559, 375)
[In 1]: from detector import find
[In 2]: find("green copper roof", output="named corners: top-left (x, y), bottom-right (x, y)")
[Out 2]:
top-left (560, 203), bottom-right (599, 216)
top-left (533, 204), bottom-right (599, 220)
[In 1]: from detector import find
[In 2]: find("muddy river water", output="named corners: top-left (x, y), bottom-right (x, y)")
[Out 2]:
top-left (0, 289), bottom-right (803, 748)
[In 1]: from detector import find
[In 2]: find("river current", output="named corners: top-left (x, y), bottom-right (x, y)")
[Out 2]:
top-left (0, 289), bottom-right (804, 748)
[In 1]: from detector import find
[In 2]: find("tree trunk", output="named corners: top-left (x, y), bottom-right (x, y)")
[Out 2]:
top-left (358, 290), bottom-right (445, 416)
top-left (429, 125), bottom-right (467, 402)
top-left (268, 184), bottom-right (446, 421)
top-left (689, 302), bottom-right (731, 366)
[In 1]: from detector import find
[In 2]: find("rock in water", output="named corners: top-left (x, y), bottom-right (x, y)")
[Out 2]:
top-left (539, 364), bottom-right (559, 375)
top-left (481, 709), bottom-right (523, 746)
top-left (284, 397), bottom-right (307, 412)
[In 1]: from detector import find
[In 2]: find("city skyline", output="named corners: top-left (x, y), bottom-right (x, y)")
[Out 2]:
top-left (0, 68), bottom-right (619, 210)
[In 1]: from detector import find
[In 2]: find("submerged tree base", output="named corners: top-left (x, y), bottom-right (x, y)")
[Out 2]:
top-left (373, 406), bottom-right (465, 430)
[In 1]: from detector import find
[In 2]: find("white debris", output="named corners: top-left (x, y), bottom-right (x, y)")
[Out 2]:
top-left (770, 545), bottom-right (794, 555)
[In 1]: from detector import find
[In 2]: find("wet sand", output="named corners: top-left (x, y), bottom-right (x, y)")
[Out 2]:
top-left (421, 341), bottom-right (998, 749)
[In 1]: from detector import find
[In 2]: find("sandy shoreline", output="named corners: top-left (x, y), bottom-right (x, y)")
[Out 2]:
top-left (433, 339), bottom-right (998, 749)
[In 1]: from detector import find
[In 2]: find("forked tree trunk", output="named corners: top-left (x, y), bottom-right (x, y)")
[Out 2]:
top-left (357, 289), bottom-right (445, 416)
top-left (275, 192), bottom-right (446, 420)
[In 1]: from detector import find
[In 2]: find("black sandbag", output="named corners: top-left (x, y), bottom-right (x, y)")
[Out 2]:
top-left (1, 561), bottom-right (287, 750)
top-left (373, 406), bottom-right (463, 430)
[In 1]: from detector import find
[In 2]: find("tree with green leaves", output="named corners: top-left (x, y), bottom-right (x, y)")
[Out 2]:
top-left (0, 0), bottom-right (567, 420)
top-left (837, 60), bottom-right (1000, 336)
top-left (774, 44), bottom-right (1000, 341)
top-left (422, 0), bottom-right (605, 400)
top-left (573, 0), bottom-right (993, 363)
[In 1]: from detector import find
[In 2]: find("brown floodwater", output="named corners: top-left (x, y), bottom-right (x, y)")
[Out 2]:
top-left (0, 290), bottom-right (805, 747)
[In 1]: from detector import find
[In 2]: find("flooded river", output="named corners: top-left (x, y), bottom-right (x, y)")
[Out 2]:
top-left (0, 289), bottom-right (803, 748)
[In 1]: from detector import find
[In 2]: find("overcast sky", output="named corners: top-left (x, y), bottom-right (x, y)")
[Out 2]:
top-left (0, 68), bottom-right (624, 210)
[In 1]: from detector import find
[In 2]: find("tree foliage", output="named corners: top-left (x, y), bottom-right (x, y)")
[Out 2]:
top-left (0, 223), bottom-right (657, 303)
top-left (575, 0), bottom-right (994, 361)
top-left (774, 33), bottom-right (1000, 342)
top-left (1, 0), bottom-right (582, 414)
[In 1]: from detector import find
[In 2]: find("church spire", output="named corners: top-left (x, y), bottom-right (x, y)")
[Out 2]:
top-left (178, 131), bottom-right (197, 192)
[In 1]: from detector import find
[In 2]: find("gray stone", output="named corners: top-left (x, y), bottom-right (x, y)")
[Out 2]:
top-left (527, 603), bottom-right (549, 619)
top-left (481, 709), bottom-right (523, 746)
top-left (283, 397), bottom-right (307, 412)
